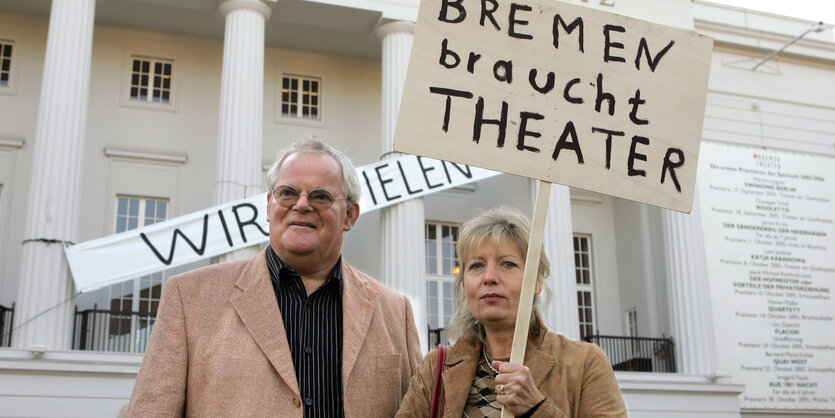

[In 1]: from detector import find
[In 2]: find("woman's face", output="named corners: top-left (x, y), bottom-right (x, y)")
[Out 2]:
top-left (463, 237), bottom-right (538, 331)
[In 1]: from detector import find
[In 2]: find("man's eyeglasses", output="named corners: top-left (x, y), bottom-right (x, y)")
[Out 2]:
top-left (271, 184), bottom-right (347, 209)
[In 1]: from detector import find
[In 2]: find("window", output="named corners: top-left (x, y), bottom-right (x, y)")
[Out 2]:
top-left (626, 308), bottom-right (638, 338)
top-left (425, 222), bottom-right (459, 332)
top-left (129, 56), bottom-right (172, 104)
top-left (0, 40), bottom-right (12, 87)
top-left (626, 308), bottom-right (640, 352)
top-left (280, 74), bottom-right (320, 120)
top-left (110, 196), bottom-right (168, 352)
top-left (574, 234), bottom-right (596, 339)
top-left (74, 196), bottom-right (169, 353)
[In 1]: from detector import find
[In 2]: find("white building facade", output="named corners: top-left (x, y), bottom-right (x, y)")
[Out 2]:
top-left (0, 0), bottom-right (833, 416)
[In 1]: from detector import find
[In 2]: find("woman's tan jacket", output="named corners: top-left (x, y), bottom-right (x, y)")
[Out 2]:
top-left (396, 331), bottom-right (627, 418)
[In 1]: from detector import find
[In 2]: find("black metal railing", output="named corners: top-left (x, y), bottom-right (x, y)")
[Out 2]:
top-left (583, 335), bottom-right (676, 373)
top-left (0, 304), bottom-right (13, 347)
top-left (428, 327), bottom-right (447, 348)
top-left (72, 309), bottom-right (156, 353)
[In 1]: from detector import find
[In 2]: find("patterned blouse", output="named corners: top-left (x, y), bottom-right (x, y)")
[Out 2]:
top-left (463, 349), bottom-right (506, 418)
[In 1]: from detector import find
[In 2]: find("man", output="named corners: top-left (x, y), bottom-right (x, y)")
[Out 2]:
top-left (128, 139), bottom-right (423, 417)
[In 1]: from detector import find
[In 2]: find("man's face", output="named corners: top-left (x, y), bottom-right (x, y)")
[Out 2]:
top-left (267, 153), bottom-right (359, 271)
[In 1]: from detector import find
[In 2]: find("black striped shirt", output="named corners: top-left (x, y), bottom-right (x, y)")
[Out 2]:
top-left (266, 247), bottom-right (344, 418)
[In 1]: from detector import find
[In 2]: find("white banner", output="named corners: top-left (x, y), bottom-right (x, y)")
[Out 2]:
top-left (66, 155), bottom-right (500, 293)
top-left (698, 141), bottom-right (835, 412)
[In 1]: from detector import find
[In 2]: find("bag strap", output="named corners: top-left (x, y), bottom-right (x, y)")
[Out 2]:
top-left (429, 344), bottom-right (446, 418)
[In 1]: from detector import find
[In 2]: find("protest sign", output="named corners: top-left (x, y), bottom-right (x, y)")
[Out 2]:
top-left (394, 0), bottom-right (713, 213)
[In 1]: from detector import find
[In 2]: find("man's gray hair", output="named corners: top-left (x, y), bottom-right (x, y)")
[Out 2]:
top-left (265, 138), bottom-right (361, 204)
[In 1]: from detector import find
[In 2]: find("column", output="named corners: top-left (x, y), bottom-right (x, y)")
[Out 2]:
top-left (662, 192), bottom-right (718, 375)
top-left (376, 21), bottom-right (428, 352)
top-left (215, 0), bottom-right (272, 261)
top-left (14, 0), bottom-right (96, 349)
top-left (542, 184), bottom-right (580, 340)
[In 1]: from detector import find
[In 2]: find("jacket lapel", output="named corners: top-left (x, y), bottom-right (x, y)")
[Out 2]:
top-left (441, 339), bottom-right (479, 417)
top-left (230, 250), bottom-right (300, 397)
top-left (526, 332), bottom-right (557, 388)
top-left (340, 262), bottom-right (378, 387)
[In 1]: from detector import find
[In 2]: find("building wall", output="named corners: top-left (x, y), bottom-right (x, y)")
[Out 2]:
top-left (0, 349), bottom-right (141, 418)
top-left (571, 191), bottom-right (624, 335)
top-left (612, 198), bottom-right (667, 338)
top-left (694, 3), bottom-right (835, 415)
top-left (0, 12), bottom-right (46, 307)
top-left (694, 2), bottom-right (835, 156)
top-left (0, 10), bottom-right (385, 303)
top-left (80, 25), bottom-right (224, 242)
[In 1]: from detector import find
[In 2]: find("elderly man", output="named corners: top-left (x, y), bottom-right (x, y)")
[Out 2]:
top-left (128, 139), bottom-right (422, 417)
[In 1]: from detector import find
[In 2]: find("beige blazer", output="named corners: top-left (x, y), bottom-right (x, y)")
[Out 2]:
top-left (128, 250), bottom-right (422, 417)
top-left (395, 332), bottom-right (627, 418)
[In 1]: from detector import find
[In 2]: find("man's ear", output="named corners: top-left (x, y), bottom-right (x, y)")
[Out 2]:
top-left (343, 202), bottom-right (360, 231)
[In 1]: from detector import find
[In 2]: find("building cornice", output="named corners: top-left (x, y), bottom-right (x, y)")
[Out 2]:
top-left (104, 148), bottom-right (188, 164)
top-left (0, 348), bottom-right (143, 374)
top-left (693, 1), bottom-right (835, 63)
top-left (0, 137), bottom-right (25, 149)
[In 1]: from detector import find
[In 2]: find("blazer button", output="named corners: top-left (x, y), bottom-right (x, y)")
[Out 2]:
top-left (293, 398), bottom-right (301, 408)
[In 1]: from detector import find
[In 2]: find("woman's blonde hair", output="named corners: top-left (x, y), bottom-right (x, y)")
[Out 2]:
top-left (445, 206), bottom-right (551, 344)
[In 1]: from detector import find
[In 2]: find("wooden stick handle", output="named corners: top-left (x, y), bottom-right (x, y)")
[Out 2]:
top-left (500, 180), bottom-right (551, 418)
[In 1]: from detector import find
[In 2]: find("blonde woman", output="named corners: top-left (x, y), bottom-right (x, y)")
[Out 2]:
top-left (397, 207), bottom-right (626, 417)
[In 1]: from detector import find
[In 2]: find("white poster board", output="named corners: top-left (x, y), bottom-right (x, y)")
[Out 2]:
top-left (698, 141), bottom-right (835, 412)
top-left (394, 0), bottom-right (713, 212)
top-left (66, 155), bottom-right (500, 293)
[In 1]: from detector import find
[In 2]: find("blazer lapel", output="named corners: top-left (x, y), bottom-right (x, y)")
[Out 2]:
top-left (230, 250), bottom-right (300, 397)
top-left (340, 262), bottom-right (378, 386)
top-left (441, 342), bottom-right (478, 418)
top-left (527, 332), bottom-right (557, 388)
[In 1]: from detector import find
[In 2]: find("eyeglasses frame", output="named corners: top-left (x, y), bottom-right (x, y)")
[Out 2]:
top-left (270, 184), bottom-right (349, 209)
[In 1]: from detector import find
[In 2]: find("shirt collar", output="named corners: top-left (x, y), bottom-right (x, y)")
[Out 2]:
top-left (266, 246), bottom-right (342, 286)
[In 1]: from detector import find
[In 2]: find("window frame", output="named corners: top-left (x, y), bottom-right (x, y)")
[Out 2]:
top-left (120, 52), bottom-right (179, 112)
top-left (109, 195), bottom-right (169, 352)
top-left (0, 38), bottom-right (18, 96)
top-left (425, 221), bottom-right (460, 330)
top-left (574, 234), bottom-right (597, 339)
top-left (626, 308), bottom-right (639, 338)
top-left (275, 72), bottom-right (324, 126)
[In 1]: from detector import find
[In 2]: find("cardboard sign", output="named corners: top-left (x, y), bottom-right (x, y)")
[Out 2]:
top-left (394, 0), bottom-right (713, 212)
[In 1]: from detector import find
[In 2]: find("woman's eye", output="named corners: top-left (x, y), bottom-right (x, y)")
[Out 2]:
top-left (467, 262), bottom-right (483, 270)
top-left (502, 261), bottom-right (518, 268)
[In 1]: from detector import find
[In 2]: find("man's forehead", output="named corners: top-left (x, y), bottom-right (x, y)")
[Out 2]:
top-left (276, 153), bottom-right (343, 185)
top-left (284, 151), bottom-right (339, 166)
top-left (280, 153), bottom-right (338, 173)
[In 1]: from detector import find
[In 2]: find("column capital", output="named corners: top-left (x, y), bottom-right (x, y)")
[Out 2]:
top-left (375, 20), bottom-right (415, 40)
top-left (218, 0), bottom-right (273, 19)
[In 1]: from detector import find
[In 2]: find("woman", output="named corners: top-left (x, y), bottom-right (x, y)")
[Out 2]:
top-left (397, 207), bottom-right (626, 417)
